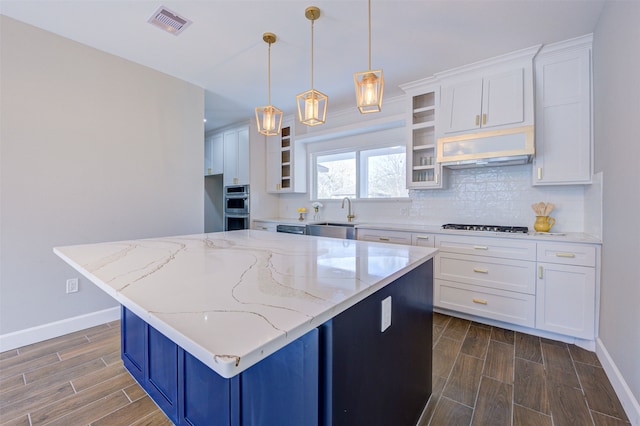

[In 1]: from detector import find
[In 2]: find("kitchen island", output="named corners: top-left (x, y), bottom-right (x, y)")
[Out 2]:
top-left (54, 230), bottom-right (437, 426)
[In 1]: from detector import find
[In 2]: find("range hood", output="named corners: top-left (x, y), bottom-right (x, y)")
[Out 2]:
top-left (437, 125), bottom-right (534, 169)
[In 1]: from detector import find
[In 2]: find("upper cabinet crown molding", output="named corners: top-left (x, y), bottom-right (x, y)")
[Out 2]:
top-left (433, 45), bottom-right (542, 81)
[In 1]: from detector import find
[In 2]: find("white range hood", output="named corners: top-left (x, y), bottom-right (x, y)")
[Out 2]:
top-left (437, 125), bottom-right (534, 169)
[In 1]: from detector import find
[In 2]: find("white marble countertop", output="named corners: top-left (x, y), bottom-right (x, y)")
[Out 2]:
top-left (254, 218), bottom-right (602, 244)
top-left (54, 230), bottom-right (437, 378)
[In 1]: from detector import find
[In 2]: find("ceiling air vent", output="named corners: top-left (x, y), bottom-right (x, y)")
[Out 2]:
top-left (147, 6), bottom-right (192, 35)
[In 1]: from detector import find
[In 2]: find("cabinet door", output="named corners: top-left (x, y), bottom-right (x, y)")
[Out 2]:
top-left (212, 134), bottom-right (223, 175)
top-left (240, 329), bottom-right (318, 426)
top-left (147, 326), bottom-right (179, 423)
top-left (265, 134), bottom-right (282, 192)
top-left (121, 307), bottom-right (146, 385)
top-left (441, 79), bottom-right (483, 133)
top-left (181, 352), bottom-right (231, 426)
top-left (236, 126), bottom-right (250, 185)
top-left (536, 262), bottom-right (595, 339)
top-left (533, 46), bottom-right (592, 185)
top-left (482, 68), bottom-right (524, 128)
top-left (223, 130), bottom-right (238, 187)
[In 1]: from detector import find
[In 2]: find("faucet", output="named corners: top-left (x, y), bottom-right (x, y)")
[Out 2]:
top-left (341, 197), bottom-right (355, 222)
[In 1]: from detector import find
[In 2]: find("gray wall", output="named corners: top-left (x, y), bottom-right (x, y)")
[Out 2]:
top-left (0, 16), bottom-right (204, 334)
top-left (593, 0), bottom-right (640, 414)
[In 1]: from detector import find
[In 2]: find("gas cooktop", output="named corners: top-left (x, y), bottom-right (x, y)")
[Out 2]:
top-left (442, 223), bottom-right (529, 233)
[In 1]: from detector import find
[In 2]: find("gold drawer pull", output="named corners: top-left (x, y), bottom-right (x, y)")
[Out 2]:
top-left (379, 237), bottom-right (390, 241)
top-left (537, 167), bottom-right (543, 180)
top-left (473, 268), bottom-right (489, 274)
top-left (555, 252), bottom-right (576, 258)
top-left (415, 235), bottom-right (430, 240)
top-left (473, 245), bottom-right (489, 250)
top-left (475, 115), bottom-right (480, 126)
top-left (473, 298), bottom-right (488, 305)
top-left (482, 113), bottom-right (487, 125)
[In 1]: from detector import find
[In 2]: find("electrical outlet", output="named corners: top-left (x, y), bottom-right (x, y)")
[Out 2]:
top-left (66, 278), bottom-right (79, 293)
top-left (381, 296), bottom-right (392, 332)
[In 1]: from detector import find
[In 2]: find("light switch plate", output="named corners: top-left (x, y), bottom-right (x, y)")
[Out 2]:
top-left (381, 296), bottom-right (392, 332)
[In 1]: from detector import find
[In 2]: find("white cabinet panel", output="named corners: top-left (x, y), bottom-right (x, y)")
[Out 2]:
top-left (223, 126), bottom-right (250, 186)
top-left (435, 252), bottom-right (536, 294)
top-left (411, 233), bottom-right (435, 248)
top-left (435, 279), bottom-right (535, 327)
top-left (435, 234), bottom-right (536, 260)
top-left (482, 69), bottom-right (524, 128)
top-left (442, 79), bottom-right (483, 133)
top-left (536, 262), bottom-right (595, 339)
top-left (204, 134), bottom-right (223, 176)
top-left (533, 37), bottom-right (592, 185)
top-left (357, 229), bottom-right (412, 245)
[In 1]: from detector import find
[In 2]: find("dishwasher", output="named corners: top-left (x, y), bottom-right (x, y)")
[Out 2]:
top-left (276, 224), bottom-right (307, 235)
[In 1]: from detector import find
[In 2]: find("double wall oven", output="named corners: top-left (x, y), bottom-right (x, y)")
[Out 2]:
top-left (224, 185), bottom-right (250, 231)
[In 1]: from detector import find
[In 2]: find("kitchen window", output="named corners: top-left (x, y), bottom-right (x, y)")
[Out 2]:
top-left (312, 144), bottom-right (408, 200)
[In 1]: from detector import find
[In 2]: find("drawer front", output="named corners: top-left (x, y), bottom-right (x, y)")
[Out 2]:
top-left (435, 252), bottom-right (535, 294)
top-left (435, 279), bottom-right (535, 327)
top-left (537, 243), bottom-right (596, 267)
top-left (357, 229), bottom-right (412, 245)
top-left (253, 221), bottom-right (277, 232)
top-left (435, 234), bottom-right (536, 260)
top-left (412, 233), bottom-right (435, 248)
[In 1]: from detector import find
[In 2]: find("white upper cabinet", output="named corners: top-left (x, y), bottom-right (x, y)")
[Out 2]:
top-left (400, 78), bottom-right (443, 189)
top-left (223, 125), bottom-right (250, 187)
top-left (533, 35), bottom-right (593, 185)
top-left (437, 46), bottom-right (538, 136)
top-left (204, 133), bottom-right (223, 176)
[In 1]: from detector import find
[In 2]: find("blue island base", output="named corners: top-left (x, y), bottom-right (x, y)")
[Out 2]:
top-left (121, 259), bottom-right (433, 426)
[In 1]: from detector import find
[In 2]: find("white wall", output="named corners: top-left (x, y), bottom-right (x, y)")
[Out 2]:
top-left (0, 16), bottom-right (204, 337)
top-left (593, 1), bottom-right (640, 422)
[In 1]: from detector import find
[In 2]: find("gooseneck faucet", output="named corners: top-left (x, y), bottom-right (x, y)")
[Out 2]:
top-left (342, 197), bottom-right (355, 222)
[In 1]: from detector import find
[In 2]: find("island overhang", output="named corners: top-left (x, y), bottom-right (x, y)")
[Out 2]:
top-left (54, 229), bottom-right (437, 378)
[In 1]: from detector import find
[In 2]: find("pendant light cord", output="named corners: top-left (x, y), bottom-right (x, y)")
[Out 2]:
top-left (311, 18), bottom-right (315, 90)
top-left (368, 0), bottom-right (372, 70)
top-left (267, 42), bottom-right (272, 105)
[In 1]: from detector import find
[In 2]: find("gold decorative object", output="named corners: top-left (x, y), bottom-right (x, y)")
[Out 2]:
top-left (532, 202), bottom-right (556, 232)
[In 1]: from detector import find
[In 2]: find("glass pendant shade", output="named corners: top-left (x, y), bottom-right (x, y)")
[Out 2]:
top-left (297, 6), bottom-right (327, 127)
top-left (256, 32), bottom-right (282, 136)
top-left (255, 104), bottom-right (283, 136)
top-left (354, 69), bottom-right (384, 113)
top-left (297, 89), bottom-right (327, 126)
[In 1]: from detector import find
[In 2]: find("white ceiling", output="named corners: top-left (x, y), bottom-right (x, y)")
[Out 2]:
top-left (0, 0), bottom-right (606, 132)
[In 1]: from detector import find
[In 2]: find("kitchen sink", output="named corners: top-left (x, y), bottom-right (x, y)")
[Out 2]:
top-left (306, 222), bottom-right (356, 240)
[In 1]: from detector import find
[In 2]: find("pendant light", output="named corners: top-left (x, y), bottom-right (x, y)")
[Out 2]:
top-left (297, 6), bottom-right (328, 126)
top-left (354, 0), bottom-right (384, 114)
top-left (255, 32), bottom-right (283, 136)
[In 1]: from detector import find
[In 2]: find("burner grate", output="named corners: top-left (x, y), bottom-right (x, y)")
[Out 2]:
top-left (442, 224), bottom-right (529, 233)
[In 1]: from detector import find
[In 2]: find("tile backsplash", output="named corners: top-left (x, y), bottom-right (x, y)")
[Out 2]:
top-left (278, 164), bottom-right (591, 233)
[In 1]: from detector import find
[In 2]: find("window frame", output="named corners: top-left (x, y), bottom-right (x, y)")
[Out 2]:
top-left (307, 128), bottom-right (408, 201)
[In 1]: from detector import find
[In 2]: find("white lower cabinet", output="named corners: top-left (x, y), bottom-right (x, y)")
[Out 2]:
top-left (434, 235), bottom-right (537, 327)
top-left (252, 220), bottom-right (277, 232)
top-left (535, 243), bottom-right (597, 339)
top-left (357, 228), bottom-right (435, 248)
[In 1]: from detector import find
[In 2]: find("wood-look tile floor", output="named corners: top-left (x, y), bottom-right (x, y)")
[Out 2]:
top-left (0, 314), bottom-right (631, 426)
top-left (419, 313), bottom-right (630, 426)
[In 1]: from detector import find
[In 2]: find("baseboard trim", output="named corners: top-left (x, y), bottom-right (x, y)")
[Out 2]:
top-left (0, 307), bottom-right (120, 352)
top-left (597, 337), bottom-right (640, 426)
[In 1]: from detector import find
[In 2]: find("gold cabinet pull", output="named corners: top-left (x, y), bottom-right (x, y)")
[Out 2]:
top-left (435, 173), bottom-right (439, 184)
top-left (537, 167), bottom-right (542, 180)
top-left (415, 235), bottom-right (430, 240)
top-left (482, 113), bottom-right (487, 125)
top-left (475, 115), bottom-right (480, 126)
top-left (473, 245), bottom-right (489, 250)
top-left (473, 268), bottom-right (489, 274)
top-left (555, 252), bottom-right (576, 258)
top-left (538, 265), bottom-right (543, 279)
top-left (472, 298), bottom-right (488, 305)
top-left (379, 237), bottom-right (390, 241)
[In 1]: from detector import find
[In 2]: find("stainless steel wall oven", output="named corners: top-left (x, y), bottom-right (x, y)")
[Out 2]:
top-left (224, 185), bottom-right (249, 231)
